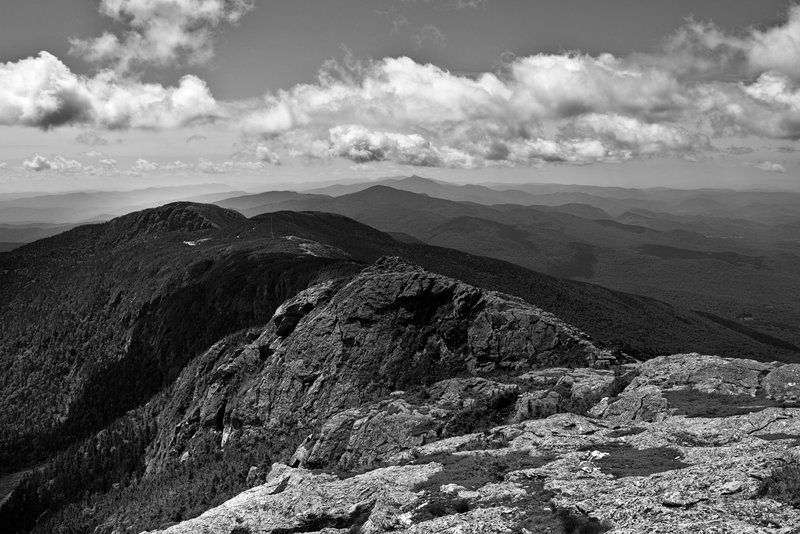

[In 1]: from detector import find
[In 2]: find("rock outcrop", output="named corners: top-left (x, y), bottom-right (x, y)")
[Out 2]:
top-left (147, 403), bottom-right (800, 534)
top-left (141, 262), bottom-right (800, 533)
top-left (147, 257), bottom-right (616, 472)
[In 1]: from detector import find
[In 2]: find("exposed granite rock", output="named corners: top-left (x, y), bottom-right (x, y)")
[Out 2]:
top-left (147, 257), bottom-right (612, 472)
top-left (303, 399), bottom-right (444, 470)
top-left (513, 367), bottom-right (632, 422)
top-left (142, 462), bottom-right (441, 534)
top-left (626, 353), bottom-right (775, 396)
top-left (147, 406), bottom-right (800, 534)
top-left (137, 261), bottom-right (800, 533)
top-left (589, 385), bottom-right (669, 423)
top-left (763, 364), bottom-right (800, 401)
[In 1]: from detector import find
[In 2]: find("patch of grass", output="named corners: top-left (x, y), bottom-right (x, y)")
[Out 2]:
top-left (410, 452), bottom-right (609, 532)
top-left (415, 496), bottom-right (471, 522)
top-left (413, 451), bottom-right (554, 492)
top-left (579, 443), bottom-right (688, 478)
top-left (557, 508), bottom-right (612, 534)
top-left (439, 389), bottom-right (519, 438)
top-left (454, 432), bottom-right (511, 452)
top-left (759, 464), bottom-right (800, 508)
top-left (663, 389), bottom-right (786, 418)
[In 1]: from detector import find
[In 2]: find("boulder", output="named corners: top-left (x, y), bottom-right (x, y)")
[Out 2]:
top-left (627, 353), bottom-right (774, 396)
top-left (589, 385), bottom-right (669, 423)
top-left (763, 364), bottom-right (800, 401)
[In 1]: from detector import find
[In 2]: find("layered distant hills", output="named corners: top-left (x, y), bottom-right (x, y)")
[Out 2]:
top-left (215, 176), bottom-right (800, 348)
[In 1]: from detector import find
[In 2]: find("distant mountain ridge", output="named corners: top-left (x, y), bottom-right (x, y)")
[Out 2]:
top-left (216, 180), bottom-right (800, 348)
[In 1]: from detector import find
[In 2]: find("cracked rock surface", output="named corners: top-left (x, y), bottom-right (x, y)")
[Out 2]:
top-left (141, 259), bottom-right (800, 533)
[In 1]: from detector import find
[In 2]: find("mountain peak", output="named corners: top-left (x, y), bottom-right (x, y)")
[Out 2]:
top-left (101, 202), bottom-right (245, 245)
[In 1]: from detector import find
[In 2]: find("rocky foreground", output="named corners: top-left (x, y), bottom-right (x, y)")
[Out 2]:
top-left (138, 258), bottom-right (800, 534)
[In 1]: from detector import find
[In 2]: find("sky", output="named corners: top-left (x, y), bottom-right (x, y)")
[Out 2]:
top-left (0, 0), bottom-right (799, 193)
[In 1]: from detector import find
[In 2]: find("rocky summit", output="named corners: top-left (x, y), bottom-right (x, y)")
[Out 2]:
top-left (145, 356), bottom-right (800, 534)
top-left (131, 258), bottom-right (800, 534)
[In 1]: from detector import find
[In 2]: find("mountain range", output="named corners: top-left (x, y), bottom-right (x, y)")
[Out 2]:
top-left (2, 177), bottom-right (800, 532)
top-left (216, 177), bottom-right (800, 349)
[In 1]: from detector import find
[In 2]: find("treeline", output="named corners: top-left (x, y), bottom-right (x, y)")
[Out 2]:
top-left (1, 411), bottom-right (156, 533)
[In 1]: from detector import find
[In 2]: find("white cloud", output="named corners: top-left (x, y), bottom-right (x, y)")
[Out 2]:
top-left (22, 153), bottom-right (91, 173)
top-left (565, 114), bottom-right (707, 156)
top-left (658, 6), bottom-right (800, 83)
top-left (132, 158), bottom-right (159, 172)
top-left (0, 162), bottom-right (7, 170)
top-left (751, 160), bottom-right (787, 173)
top-left (0, 52), bottom-right (220, 130)
top-left (70, 0), bottom-right (255, 72)
top-left (255, 143), bottom-right (281, 165)
top-left (3, 5), bottom-right (800, 172)
top-left (326, 124), bottom-right (476, 167)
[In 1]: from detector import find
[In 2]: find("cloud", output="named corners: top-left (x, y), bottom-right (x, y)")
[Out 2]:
top-left (0, 162), bottom-right (7, 170)
top-left (240, 53), bottom-right (705, 167)
top-left (325, 124), bottom-right (476, 167)
top-left (70, 0), bottom-right (255, 72)
top-left (76, 131), bottom-right (110, 146)
top-left (186, 134), bottom-right (208, 142)
top-left (3, 5), bottom-right (800, 172)
top-left (255, 143), bottom-right (281, 165)
top-left (242, 54), bottom-right (688, 138)
top-left (237, 4), bottom-right (800, 168)
top-left (655, 6), bottom-right (800, 83)
top-left (750, 160), bottom-right (787, 173)
top-left (22, 153), bottom-right (92, 172)
top-left (132, 158), bottom-right (159, 172)
top-left (453, 0), bottom-right (488, 7)
top-left (777, 145), bottom-right (799, 153)
top-left (0, 52), bottom-right (220, 129)
top-left (412, 24), bottom-right (447, 48)
top-left (726, 146), bottom-right (755, 155)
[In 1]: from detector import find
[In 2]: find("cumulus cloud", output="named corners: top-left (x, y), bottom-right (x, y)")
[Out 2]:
top-left (651, 6), bottom-right (800, 83)
top-left (325, 124), bottom-right (476, 167)
top-left (0, 52), bottom-right (220, 129)
top-left (255, 143), bottom-right (281, 165)
top-left (3, 4), bottom-right (800, 171)
top-left (243, 54), bottom-right (680, 137)
top-left (132, 158), bottom-right (159, 172)
top-left (750, 160), bottom-right (787, 173)
top-left (22, 153), bottom-right (93, 173)
top-left (70, 0), bottom-right (255, 72)
top-left (240, 53), bottom-right (710, 167)
top-left (236, 5), bottom-right (800, 168)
